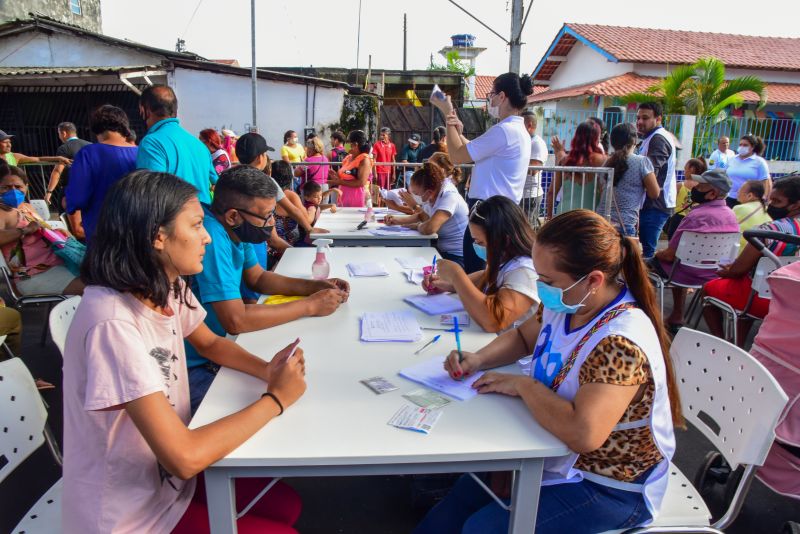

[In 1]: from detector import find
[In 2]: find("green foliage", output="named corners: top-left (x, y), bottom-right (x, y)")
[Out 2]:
top-left (323, 94), bottom-right (379, 140)
top-left (428, 50), bottom-right (476, 78)
top-left (618, 57), bottom-right (767, 120)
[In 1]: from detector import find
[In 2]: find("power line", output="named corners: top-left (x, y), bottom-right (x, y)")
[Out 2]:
top-left (181, 0), bottom-right (205, 38)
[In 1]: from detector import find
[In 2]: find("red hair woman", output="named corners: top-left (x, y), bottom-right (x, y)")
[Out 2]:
top-left (546, 121), bottom-right (606, 217)
top-left (199, 128), bottom-right (232, 175)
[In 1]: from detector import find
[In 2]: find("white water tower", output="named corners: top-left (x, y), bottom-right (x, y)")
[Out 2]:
top-left (439, 34), bottom-right (486, 103)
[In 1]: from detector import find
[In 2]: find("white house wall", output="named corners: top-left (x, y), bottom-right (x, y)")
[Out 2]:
top-left (547, 41), bottom-right (631, 89)
top-left (634, 63), bottom-right (800, 84)
top-left (172, 68), bottom-right (344, 151)
top-left (0, 32), bottom-right (162, 67)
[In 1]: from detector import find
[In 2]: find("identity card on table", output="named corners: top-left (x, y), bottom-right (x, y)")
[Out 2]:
top-left (387, 405), bottom-right (442, 434)
top-left (360, 376), bottom-right (399, 394)
top-left (399, 356), bottom-right (484, 401)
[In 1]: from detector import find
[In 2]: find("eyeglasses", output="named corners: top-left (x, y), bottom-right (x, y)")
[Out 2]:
top-left (487, 90), bottom-right (497, 99)
top-left (235, 208), bottom-right (275, 227)
top-left (469, 199), bottom-right (486, 221)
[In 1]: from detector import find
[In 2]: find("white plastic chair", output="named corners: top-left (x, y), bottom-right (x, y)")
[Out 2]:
top-left (48, 296), bottom-right (81, 355)
top-left (0, 358), bottom-right (63, 533)
top-left (648, 231), bottom-right (740, 322)
top-left (701, 256), bottom-right (799, 346)
top-left (29, 199), bottom-right (51, 221)
top-left (603, 328), bottom-right (788, 533)
top-left (0, 251), bottom-right (68, 345)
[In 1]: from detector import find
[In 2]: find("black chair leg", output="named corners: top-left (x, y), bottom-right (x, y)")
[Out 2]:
top-left (39, 302), bottom-right (54, 346)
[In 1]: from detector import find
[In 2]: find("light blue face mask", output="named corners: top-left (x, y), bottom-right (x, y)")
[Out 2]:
top-left (472, 242), bottom-right (487, 261)
top-left (536, 274), bottom-right (590, 314)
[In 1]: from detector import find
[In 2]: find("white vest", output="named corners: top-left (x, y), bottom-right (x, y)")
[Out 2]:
top-left (530, 288), bottom-right (676, 522)
top-left (639, 127), bottom-right (677, 209)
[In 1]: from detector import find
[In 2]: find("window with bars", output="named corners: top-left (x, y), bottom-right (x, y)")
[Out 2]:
top-left (69, 0), bottom-right (82, 15)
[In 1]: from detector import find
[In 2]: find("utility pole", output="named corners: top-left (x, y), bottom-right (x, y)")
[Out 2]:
top-left (509, 0), bottom-right (523, 74)
top-left (355, 0), bottom-right (363, 86)
top-left (403, 13), bottom-right (408, 71)
top-left (250, 0), bottom-right (258, 131)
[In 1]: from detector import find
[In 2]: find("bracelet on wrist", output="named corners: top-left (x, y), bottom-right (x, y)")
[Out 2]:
top-left (261, 391), bottom-right (284, 415)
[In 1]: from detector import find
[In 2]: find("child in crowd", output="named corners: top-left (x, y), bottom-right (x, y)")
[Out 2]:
top-left (301, 181), bottom-right (337, 228)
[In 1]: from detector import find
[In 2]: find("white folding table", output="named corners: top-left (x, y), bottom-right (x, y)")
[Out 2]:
top-left (192, 247), bottom-right (569, 533)
top-left (314, 207), bottom-right (437, 247)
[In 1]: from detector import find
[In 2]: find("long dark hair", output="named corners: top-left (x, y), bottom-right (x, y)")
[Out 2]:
top-left (536, 209), bottom-right (684, 427)
top-left (563, 121), bottom-right (603, 166)
top-left (81, 170), bottom-right (199, 308)
top-left (606, 123), bottom-right (638, 186)
top-left (470, 196), bottom-right (534, 325)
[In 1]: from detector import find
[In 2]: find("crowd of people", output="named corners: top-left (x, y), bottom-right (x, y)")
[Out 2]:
top-left (1, 71), bottom-right (798, 534)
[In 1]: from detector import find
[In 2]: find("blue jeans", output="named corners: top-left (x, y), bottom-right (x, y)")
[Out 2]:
top-left (188, 363), bottom-right (220, 415)
top-left (638, 208), bottom-right (671, 259)
top-left (463, 198), bottom-right (486, 274)
top-left (414, 473), bottom-right (652, 534)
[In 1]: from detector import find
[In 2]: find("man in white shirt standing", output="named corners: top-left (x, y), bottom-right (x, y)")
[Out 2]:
top-left (521, 111), bottom-right (548, 228)
top-left (708, 136), bottom-right (735, 170)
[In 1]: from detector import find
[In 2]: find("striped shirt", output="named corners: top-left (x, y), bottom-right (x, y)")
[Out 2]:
top-left (760, 216), bottom-right (800, 256)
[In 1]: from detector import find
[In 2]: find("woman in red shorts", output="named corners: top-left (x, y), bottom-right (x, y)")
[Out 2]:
top-left (703, 175), bottom-right (800, 346)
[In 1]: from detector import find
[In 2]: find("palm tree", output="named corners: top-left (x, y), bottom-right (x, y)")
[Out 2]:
top-left (620, 57), bottom-right (767, 120)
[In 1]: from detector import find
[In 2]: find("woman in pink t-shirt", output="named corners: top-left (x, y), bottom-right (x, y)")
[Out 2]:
top-left (295, 136), bottom-right (330, 190)
top-left (62, 170), bottom-right (306, 533)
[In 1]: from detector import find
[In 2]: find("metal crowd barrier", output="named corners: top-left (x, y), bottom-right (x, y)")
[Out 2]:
top-left (290, 160), bottom-right (614, 225)
top-left (18, 160), bottom-right (614, 228)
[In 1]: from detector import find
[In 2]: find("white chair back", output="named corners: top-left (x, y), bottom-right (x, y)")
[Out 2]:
top-left (49, 296), bottom-right (81, 355)
top-left (675, 231), bottom-right (740, 269)
top-left (671, 328), bottom-right (788, 469)
top-left (0, 358), bottom-right (49, 484)
top-left (751, 256), bottom-right (800, 299)
top-left (29, 199), bottom-right (50, 221)
top-left (47, 220), bottom-right (68, 233)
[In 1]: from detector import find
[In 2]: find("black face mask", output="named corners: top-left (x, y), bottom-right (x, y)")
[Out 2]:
top-left (690, 188), bottom-right (713, 204)
top-left (232, 218), bottom-right (273, 244)
top-left (766, 204), bottom-right (790, 220)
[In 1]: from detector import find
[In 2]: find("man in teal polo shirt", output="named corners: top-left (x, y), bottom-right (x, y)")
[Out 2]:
top-left (186, 165), bottom-right (349, 412)
top-left (136, 85), bottom-right (217, 203)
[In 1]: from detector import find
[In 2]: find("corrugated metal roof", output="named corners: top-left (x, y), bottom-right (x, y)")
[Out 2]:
top-left (0, 65), bottom-right (159, 76)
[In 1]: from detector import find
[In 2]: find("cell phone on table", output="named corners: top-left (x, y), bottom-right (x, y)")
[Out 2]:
top-left (356, 220), bottom-right (367, 230)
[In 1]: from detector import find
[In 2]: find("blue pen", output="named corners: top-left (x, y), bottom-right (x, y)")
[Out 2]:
top-left (414, 334), bottom-right (441, 355)
top-left (432, 255), bottom-right (437, 274)
top-left (454, 316), bottom-right (463, 363)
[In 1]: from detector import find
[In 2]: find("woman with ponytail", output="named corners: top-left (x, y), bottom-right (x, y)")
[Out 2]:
top-left (430, 72), bottom-right (535, 273)
top-left (416, 209), bottom-right (683, 534)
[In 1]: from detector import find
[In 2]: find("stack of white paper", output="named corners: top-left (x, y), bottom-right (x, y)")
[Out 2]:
top-left (395, 257), bottom-right (430, 269)
top-left (399, 356), bottom-right (484, 401)
top-left (404, 293), bottom-right (465, 315)
top-left (346, 262), bottom-right (390, 277)
top-left (361, 311), bottom-right (423, 342)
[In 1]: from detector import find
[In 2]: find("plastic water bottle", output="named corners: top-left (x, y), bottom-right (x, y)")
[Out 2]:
top-left (365, 196), bottom-right (375, 222)
top-left (311, 239), bottom-right (333, 279)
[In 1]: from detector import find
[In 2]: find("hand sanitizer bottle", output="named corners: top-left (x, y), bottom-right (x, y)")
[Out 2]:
top-left (312, 239), bottom-right (333, 279)
top-left (365, 196), bottom-right (374, 222)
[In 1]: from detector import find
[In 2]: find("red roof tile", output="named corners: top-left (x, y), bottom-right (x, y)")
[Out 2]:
top-left (528, 73), bottom-right (800, 105)
top-left (474, 75), bottom-right (549, 100)
top-left (535, 23), bottom-right (800, 81)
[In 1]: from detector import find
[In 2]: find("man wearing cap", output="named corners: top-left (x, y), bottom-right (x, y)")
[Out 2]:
top-left (0, 130), bottom-right (71, 167)
top-left (399, 133), bottom-right (426, 186)
top-left (135, 85), bottom-right (217, 203)
top-left (649, 168), bottom-right (740, 331)
top-left (236, 132), bottom-right (328, 269)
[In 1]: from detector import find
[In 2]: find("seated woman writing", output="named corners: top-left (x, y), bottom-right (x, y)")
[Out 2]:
top-left (422, 195), bottom-right (537, 333)
top-left (62, 170), bottom-right (306, 533)
top-left (384, 162), bottom-right (468, 265)
top-left (415, 209), bottom-right (682, 534)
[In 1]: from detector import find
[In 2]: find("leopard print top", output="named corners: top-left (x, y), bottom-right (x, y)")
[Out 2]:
top-left (572, 335), bottom-right (664, 482)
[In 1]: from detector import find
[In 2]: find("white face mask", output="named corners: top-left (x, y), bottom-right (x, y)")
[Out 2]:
top-left (738, 145), bottom-right (750, 156)
top-left (412, 193), bottom-right (424, 205)
top-left (487, 93), bottom-right (501, 119)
